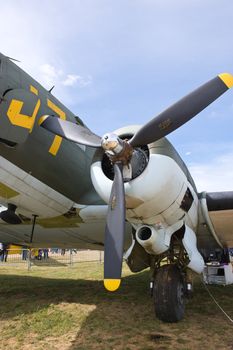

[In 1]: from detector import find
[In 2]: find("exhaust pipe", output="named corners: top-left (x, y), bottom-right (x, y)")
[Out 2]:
top-left (136, 225), bottom-right (168, 255)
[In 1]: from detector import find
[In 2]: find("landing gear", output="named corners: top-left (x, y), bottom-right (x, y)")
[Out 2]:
top-left (153, 264), bottom-right (186, 322)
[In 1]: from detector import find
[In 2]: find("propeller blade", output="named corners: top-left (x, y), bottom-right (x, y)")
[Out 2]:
top-left (39, 115), bottom-right (102, 148)
top-left (130, 73), bottom-right (233, 147)
top-left (104, 163), bottom-right (125, 292)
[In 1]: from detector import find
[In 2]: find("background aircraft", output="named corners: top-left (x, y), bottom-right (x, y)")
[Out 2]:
top-left (0, 52), bottom-right (232, 322)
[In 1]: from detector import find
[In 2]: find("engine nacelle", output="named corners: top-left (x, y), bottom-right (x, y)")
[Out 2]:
top-left (90, 125), bottom-right (199, 229)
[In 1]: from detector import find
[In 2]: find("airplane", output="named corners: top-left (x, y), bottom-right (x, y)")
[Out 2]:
top-left (0, 51), bottom-right (232, 323)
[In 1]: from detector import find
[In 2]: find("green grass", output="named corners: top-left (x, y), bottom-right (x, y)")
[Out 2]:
top-left (0, 263), bottom-right (233, 349)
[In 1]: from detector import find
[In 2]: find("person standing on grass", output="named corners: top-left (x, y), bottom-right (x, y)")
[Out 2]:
top-left (22, 246), bottom-right (28, 260)
top-left (43, 248), bottom-right (49, 259)
top-left (0, 242), bottom-right (3, 262)
top-left (0, 243), bottom-right (9, 262)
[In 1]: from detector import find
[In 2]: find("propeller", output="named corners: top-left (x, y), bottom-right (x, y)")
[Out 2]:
top-left (39, 73), bottom-right (233, 291)
top-left (129, 74), bottom-right (233, 147)
top-left (39, 115), bottom-right (101, 147)
top-left (104, 163), bottom-right (125, 291)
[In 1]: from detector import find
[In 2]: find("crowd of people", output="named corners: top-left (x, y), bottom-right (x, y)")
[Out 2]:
top-left (0, 245), bottom-right (76, 262)
top-left (30, 248), bottom-right (49, 260)
top-left (0, 245), bottom-right (50, 262)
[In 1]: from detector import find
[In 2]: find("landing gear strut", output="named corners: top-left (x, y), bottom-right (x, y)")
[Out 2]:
top-left (153, 264), bottom-right (186, 322)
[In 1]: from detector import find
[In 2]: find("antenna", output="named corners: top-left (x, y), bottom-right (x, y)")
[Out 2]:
top-left (6, 56), bottom-right (21, 63)
top-left (48, 85), bottom-right (55, 93)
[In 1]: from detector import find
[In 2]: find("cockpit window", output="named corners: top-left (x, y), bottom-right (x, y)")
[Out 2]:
top-left (75, 116), bottom-right (84, 126)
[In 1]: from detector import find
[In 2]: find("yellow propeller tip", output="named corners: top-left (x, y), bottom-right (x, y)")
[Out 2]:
top-left (104, 279), bottom-right (121, 292)
top-left (38, 115), bottom-right (49, 126)
top-left (218, 73), bottom-right (233, 88)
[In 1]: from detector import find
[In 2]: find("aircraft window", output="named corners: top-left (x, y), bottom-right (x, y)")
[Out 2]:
top-left (180, 188), bottom-right (194, 212)
top-left (75, 116), bottom-right (84, 126)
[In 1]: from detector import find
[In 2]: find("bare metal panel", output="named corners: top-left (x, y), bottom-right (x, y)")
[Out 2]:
top-left (209, 210), bottom-right (233, 247)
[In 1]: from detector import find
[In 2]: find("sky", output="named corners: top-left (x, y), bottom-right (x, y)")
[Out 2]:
top-left (0, 0), bottom-right (233, 192)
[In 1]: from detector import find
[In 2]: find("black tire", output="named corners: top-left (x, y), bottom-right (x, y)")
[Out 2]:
top-left (154, 264), bottom-right (185, 323)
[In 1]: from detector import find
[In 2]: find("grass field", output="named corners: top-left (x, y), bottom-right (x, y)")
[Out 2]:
top-left (0, 262), bottom-right (233, 350)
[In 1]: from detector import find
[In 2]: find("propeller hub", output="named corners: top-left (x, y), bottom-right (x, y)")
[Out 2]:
top-left (101, 133), bottom-right (124, 155)
top-left (102, 133), bottom-right (134, 166)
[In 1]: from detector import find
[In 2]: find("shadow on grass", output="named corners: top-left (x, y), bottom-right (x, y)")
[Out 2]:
top-left (0, 270), bottom-right (151, 319)
top-left (30, 257), bottom-right (68, 267)
top-left (0, 271), bottom-right (233, 349)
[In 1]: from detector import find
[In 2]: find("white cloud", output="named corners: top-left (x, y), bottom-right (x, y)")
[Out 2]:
top-left (39, 64), bottom-right (63, 87)
top-left (62, 74), bottom-right (79, 86)
top-left (62, 74), bottom-right (92, 87)
top-left (188, 152), bottom-right (233, 192)
top-left (39, 64), bottom-right (92, 90)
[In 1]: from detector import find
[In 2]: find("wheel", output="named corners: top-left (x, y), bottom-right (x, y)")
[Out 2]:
top-left (153, 264), bottom-right (185, 322)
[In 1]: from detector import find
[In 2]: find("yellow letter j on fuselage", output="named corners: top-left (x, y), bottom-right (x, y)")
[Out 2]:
top-left (7, 86), bottom-right (41, 132)
top-left (6, 85), bottom-right (66, 156)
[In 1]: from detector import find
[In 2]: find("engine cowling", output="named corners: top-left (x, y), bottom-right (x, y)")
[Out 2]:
top-left (91, 125), bottom-right (198, 229)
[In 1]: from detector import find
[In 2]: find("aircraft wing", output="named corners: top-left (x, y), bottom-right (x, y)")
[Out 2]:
top-left (0, 203), bottom-right (132, 250)
top-left (197, 191), bottom-right (233, 251)
top-left (206, 191), bottom-right (233, 247)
